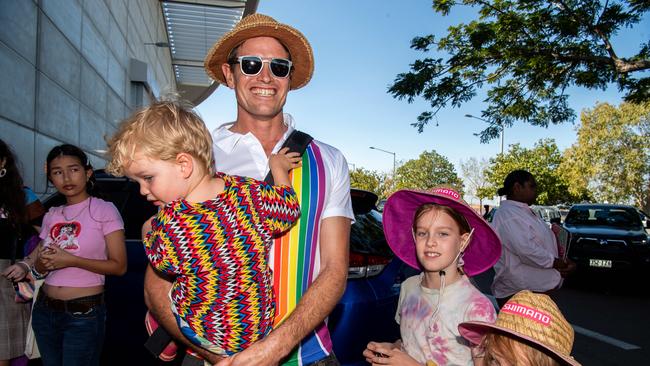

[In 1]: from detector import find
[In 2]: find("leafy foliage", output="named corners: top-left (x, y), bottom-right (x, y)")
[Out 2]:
top-left (390, 0), bottom-right (650, 141)
top-left (395, 150), bottom-right (464, 193)
top-left (350, 168), bottom-right (391, 199)
top-left (483, 139), bottom-right (583, 204)
top-left (561, 101), bottom-right (650, 210)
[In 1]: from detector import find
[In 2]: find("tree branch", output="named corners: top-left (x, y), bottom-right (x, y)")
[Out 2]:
top-left (595, 0), bottom-right (610, 26)
top-left (552, 0), bottom-right (650, 73)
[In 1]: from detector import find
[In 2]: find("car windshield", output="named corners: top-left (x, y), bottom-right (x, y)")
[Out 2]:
top-left (565, 206), bottom-right (642, 229)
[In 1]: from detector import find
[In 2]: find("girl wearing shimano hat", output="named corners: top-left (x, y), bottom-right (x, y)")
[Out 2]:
top-left (364, 188), bottom-right (501, 366)
top-left (459, 290), bottom-right (581, 365)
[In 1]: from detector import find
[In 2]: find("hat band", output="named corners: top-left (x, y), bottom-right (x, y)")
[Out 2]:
top-left (501, 302), bottom-right (552, 325)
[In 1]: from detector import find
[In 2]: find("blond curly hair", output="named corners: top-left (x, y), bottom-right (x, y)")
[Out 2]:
top-left (106, 99), bottom-right (215, 177)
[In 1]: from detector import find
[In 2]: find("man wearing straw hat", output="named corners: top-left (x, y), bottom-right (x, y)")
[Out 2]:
top-left (144, 13), bottom-right (353, 366)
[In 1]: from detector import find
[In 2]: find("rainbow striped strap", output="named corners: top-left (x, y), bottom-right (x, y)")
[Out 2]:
top-left (272, 142), bottom-right (333, 364)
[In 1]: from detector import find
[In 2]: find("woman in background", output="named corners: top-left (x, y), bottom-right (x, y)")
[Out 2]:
top-left (0, 139), bottom-right (44, 366)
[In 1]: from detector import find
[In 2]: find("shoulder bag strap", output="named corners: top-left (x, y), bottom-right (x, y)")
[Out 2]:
top-left (264, 130), bottom-right (314, 185)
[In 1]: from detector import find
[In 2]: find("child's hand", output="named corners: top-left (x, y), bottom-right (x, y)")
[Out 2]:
top-left (1, 263), bottom-right (29, 281)
top-left (366, 347), bottom-right (421, 366)
top-left (269, 147), bottom-right (302, 173)
top-left (363, 341), bottom-right (403, 364)
top-left (40, 246), bottom-right (75, 270)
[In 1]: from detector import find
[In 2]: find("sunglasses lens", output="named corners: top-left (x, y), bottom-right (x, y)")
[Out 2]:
top-left (270, 59), bottom-right (291, 78)
top-left (240, 57), bottom-right (263, 75)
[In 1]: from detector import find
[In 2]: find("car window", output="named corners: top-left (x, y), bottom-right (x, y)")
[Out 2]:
top-left (350, 210), bottom-right (392, 257)
top-left (97, 177), bottom-right (156, 240)
top-left (565, 207), bottom-right (642, 229)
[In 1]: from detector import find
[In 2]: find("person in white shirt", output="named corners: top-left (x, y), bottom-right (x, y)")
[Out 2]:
top-left (144, 14), bottom-right (353, 366)
top-left (490, 170), bottom-right (575, 307)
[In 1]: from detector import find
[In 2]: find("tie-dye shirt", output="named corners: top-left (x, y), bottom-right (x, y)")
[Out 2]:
top-left (396, 274), bottom-right (496, 366)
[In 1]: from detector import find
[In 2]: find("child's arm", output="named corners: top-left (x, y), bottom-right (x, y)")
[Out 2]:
top-left (142, 215), bottom-right (179, 275)
top-left (1, 242), bottom-right (44, 281)
top-left (269, 147), bottom-right (302, 187)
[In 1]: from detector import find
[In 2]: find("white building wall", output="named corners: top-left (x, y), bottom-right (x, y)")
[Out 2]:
top-left (0, 0), bottom-right (175, 194)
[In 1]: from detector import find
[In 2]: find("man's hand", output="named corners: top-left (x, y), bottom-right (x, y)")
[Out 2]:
top-left (214, 337), bottom-right (279, 366)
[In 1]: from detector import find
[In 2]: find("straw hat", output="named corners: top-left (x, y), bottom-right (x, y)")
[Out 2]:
top-left (204, 13), bottom-right (314, 90)
top-left (382, 187), bottom-right (501, 276)
top-left (459, 291), bottom-right (581, 366)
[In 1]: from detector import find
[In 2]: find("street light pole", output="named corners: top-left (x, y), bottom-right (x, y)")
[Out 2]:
top-left (464, 114), bottom-right (505, 155)
top-left (369, 146), bottom-right (396, 188)
top-left (499, 125), bottom-right (504, 156)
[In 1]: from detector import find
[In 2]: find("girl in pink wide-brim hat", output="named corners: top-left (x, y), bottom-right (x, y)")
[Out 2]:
top-left (364, 187), bottom-right (502, 366)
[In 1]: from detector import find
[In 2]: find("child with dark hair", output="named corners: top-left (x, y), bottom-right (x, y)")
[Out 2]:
top-left (21, 144), bottom-right (126, 366)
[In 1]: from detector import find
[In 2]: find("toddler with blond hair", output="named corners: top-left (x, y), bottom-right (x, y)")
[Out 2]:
top-left (106, 100), bottom-right (301, 356)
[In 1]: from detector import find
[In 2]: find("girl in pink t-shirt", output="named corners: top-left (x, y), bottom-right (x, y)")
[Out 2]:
top-left (18, 144), bottom-right (126, 366)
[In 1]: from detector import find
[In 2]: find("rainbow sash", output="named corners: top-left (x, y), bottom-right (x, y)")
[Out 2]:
top-left (271, 142), bottom-right (331, 365)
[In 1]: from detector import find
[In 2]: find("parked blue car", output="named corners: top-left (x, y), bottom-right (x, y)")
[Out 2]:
top-left (44, 172), bottom-right (406, 365)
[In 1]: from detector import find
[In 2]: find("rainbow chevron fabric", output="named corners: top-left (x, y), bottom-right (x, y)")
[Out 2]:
top-left (144, 174), bottom-right (300, 355)
top-left (271, 143), bottom-right (332, 365)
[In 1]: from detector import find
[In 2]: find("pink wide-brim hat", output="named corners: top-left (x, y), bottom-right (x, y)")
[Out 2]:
top-left (382, 188), bottom-right (501, 276)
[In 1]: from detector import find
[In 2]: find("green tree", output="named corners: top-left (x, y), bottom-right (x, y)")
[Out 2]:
top-left (561, 101), bottom-right (650, 211)
top-left (484, 139), bottom-right (580, 204)
top-left (350, 168), bottom-right (381, 193)
top-left (460, 157), bottom-right (491, 207)
top-left (390, 1), bottom-right (650, 141)
top-left (395, 150), bottom-right (464, 193)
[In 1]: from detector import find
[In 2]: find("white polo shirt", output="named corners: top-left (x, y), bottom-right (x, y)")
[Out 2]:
top-left (211, 113), bottom-right (354, 222)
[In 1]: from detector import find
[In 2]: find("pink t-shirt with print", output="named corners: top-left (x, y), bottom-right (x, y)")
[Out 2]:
top-left (396, 274), bottom-right (497, 366)
top-left (39, 197), bottom-right (123, 287)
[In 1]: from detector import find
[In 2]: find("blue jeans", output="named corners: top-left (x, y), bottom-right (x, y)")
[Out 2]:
top-left (31, 295), bottom-right (106, 366)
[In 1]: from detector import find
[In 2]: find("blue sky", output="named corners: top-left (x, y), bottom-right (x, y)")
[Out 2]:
top-left (196, 1), bottom-right (649, 184)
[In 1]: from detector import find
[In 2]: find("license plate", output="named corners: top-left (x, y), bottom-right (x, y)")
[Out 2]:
top-left (589, 259), bottom-right (612, 268)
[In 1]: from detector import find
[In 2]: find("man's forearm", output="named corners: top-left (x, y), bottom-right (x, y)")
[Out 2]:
top-left (263, 216), bottom-right (351, 359)
top-left (266, 264), bottom-right (347, 355)
top-left (144, 265), bottom-right (222, 363)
